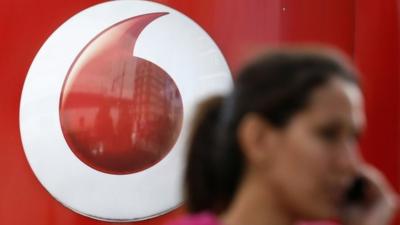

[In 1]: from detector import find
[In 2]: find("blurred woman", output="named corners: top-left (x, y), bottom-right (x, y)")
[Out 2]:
top-left (167, 48), bottom-right (398, 225)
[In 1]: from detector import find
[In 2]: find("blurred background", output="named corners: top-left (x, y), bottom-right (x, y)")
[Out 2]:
top-left (0, 0), bottom-right (398, 224)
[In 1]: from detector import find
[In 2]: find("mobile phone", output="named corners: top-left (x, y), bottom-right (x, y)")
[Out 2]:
top-left (345, 176), bottom-right (368, 204)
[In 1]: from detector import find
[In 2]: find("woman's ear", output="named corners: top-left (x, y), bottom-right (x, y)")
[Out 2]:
top-left (237, 113), bottom-right (277, 168)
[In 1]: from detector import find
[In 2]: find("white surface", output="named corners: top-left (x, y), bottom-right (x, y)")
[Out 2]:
top-left (19, 0), bottom-right (232, 222)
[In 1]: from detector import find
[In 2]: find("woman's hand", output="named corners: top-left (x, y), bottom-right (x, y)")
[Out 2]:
top-left (339, 164), bottom-right (398, 225)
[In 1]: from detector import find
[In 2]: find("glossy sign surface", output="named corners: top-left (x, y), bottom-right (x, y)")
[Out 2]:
top-left (60, 13), bottom-right (183, 174)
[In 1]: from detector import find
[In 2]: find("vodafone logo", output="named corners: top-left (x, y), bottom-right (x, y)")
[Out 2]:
top-left (20, 0), bottom-right (231, 222)
top-left (60, 12), bottom-right (184, 175)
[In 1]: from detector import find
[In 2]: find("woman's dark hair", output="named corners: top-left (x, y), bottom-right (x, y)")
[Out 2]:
top-left (184, 48), bottom-right (360, 214)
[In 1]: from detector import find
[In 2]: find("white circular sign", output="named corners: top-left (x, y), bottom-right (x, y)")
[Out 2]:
top-left (20, 0), bottom-right (232, 222)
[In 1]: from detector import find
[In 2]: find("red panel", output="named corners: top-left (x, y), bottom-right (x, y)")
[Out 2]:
top-left (0, 0), bottom-right (398, 224)
top-left (353, 0), bottom-right (400, 223)
top-left (280, 0), bottom-right (355, 55)
top-left (353, 0), bottom-right (400, 186)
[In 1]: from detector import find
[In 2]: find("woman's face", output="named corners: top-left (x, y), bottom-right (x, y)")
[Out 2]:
top-left (261, 77), bottom-right (365, 220)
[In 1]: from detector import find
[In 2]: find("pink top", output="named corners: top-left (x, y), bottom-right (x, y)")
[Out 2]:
top-left (164, 212), bottom-right (340, 225)
top-left (164, 212), bottom-right (220, 225)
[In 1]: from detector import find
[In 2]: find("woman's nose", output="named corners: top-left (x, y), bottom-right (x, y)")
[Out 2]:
top-left (336, 142), bottom-right (361, 176)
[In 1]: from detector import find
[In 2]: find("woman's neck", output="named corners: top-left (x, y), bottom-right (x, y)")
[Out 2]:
top-left (219, 173), bottom-right (295, 225)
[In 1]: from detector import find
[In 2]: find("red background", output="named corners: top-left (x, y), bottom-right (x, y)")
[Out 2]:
top-left (0, 0), bottom-right (398, 224)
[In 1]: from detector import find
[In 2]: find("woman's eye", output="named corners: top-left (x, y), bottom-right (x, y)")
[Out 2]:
top-left (316, 126), bottom-right (340, 143)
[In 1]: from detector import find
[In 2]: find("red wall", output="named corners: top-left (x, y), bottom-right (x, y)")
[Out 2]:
top-left (0, 0), bottom-right (398, 224)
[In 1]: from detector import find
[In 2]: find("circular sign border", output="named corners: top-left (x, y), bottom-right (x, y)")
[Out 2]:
top-left (20, 0), bottom-right (232, 222)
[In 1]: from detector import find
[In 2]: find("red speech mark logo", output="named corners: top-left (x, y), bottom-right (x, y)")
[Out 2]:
top-left (60, 13), bottom-right (183, 174)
